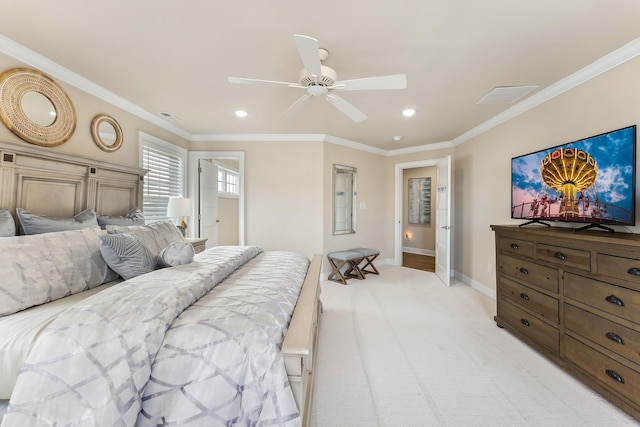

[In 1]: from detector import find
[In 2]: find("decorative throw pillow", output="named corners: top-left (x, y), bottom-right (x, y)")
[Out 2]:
top-left (0, 227), bottom-right (119, 316)
top-left (106, 220), bottom-right (185, 257)
top-left (0, 208), bottom-right (15, 237)
top-left (16, 208), bottom-right (99, 235)
top-left (157, 241), bottom-right (195, 268)
top-left (99, 233), bottom-right (157, 280)
top-left (97, 208), bottom-right (145, 229)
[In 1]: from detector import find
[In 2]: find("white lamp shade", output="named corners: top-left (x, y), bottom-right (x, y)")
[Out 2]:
top-left (167, 197), bottom-right (192, 217)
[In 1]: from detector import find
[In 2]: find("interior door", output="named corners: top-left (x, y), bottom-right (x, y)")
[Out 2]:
top-left (199, 159), bottom-right (219, 248)
top-left (435, 155), bottom-right (452, 286)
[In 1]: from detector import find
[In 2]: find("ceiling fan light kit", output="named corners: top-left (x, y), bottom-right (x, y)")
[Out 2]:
top-left (228, 34), bottom-right (407, 122)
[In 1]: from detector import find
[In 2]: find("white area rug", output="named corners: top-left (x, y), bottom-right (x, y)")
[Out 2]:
top-left (310, 265), bottom-right (638, 426)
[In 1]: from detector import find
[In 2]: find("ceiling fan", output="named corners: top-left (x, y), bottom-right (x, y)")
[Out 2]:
top-left (228, 34), bottom-right (407, 123)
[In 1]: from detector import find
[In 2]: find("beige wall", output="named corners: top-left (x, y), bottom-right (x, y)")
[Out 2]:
top-left (218, 197), bottom-right (239, 245)
top-left (323, 143), bottom-right (390, 262)
top-left (453, 55), bottom-right (640, 293)
top-left (403, 166), bottom-right (436, 252)
top-left (190, 140), bottom-right (324, 259)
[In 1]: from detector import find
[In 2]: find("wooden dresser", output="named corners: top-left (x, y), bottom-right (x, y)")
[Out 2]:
top-left (491, 225), bottom-right (640, 420)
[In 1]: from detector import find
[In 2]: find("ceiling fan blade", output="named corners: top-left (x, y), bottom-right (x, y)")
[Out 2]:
top-left (333, 74), bottom-right (407, 91)
top-left (326, 94), bottom-right (367, 122)
top-left (280, 94), bottom-right (313, 118)
top-left (294, 34), bottom-right (322, 79)
top-left (228, 76), bottom-right (303, 88)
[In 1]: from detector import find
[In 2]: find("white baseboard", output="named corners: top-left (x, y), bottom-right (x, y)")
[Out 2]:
top-left (453, 270), bottom-right (496, 300)
top-left (401, 247), bottom-right (435, 256)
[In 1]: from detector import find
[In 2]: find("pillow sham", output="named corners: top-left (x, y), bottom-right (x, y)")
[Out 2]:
top-left (157, 241), bottom-right (195, 268)
top-left (0, 227), bottom-right (119, 316)
top-left (106, 220), bottom-right (185, 257)
top-left (16, 207), bottom-right (99, 235)
top-left (97, 208), bottom-right (145, 229)
top-left (0, 208), bottom-right (15, 237)
top-left (99, 233), bottom-right (157, 280)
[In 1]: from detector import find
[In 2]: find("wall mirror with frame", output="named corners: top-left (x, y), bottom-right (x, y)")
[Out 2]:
top-left (333, 164), bottom-right (357, 235)
top-left (0, 68), bottom-right (76, 147)
top-left (91, 114), bottom-right (123, 152)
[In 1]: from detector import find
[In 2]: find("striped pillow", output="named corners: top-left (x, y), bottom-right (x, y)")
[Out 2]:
top-left (99, 233), bottom-right (157, 280)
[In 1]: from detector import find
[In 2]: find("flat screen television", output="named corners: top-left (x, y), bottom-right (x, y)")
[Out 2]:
top-left (511, 125), bottom-right (636, 232)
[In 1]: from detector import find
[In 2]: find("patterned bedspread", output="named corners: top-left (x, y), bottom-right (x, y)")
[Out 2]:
top-left (1, 246), bottom-right (309, 427)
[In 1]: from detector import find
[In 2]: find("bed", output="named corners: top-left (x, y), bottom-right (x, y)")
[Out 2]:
top-left (0, 140), bottom-right (322, 426)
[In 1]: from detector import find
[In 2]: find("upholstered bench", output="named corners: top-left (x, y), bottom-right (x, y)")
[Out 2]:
top-left (327, 251), bottom-right (365, 285)
top-left (349, 247), bottom-right (380, 275)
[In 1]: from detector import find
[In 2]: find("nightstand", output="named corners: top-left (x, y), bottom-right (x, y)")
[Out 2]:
top-left (186, 237), bottom-right (208, 254)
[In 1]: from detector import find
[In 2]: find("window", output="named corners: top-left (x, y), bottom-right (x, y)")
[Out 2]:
top-left (139, 132), bottom-right (187, 223)
top-left (217, 166), bottom-right (239, 196)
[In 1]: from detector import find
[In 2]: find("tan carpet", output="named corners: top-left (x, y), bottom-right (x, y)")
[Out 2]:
top-left (310, 266), bottom-right (638, 426)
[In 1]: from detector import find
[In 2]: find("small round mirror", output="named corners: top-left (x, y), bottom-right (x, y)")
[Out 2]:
top-left (91, 114), bottom-right (123, 152)
top-left (20, 91), bottom-right (57, 127)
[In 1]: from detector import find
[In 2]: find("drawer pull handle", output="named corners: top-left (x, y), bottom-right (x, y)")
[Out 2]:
top-left (520, 318), bottom-right (530, 327)
top-left (519, 267), bottom-right (529, 275)
top-left (627, 267), bottom-right (640, 277)
top-left (605, 295), bottom-right (625, 307)
top-left (606, 332), bottom-right (624, 345)
top-left (510, 243), bottom-right (519, 250)
top-left (520, 293), bottom-right (530, 301)
top-left (554, 252), bottom-right (566, 261)
top-left (605, 369), bottom-right (625, 384)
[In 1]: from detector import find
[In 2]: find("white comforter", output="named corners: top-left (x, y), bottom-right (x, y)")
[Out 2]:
top-left (2, 246), bottom-right (309, 426)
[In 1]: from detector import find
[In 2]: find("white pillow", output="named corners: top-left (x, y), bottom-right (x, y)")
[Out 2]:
top-left (99, 233), bottom-right (157, 280)
top-left (0, 208), bottom-right (15, 237)
top-left (106, 220), bottom-right (185, 257)
top-left (157, 241), bottom-right (195, 268)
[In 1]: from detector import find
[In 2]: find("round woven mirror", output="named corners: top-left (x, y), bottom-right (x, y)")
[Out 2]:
top-left (0, 68), bottom-right (76, 147)
top-left (91, 114), bottom-right (123, 152)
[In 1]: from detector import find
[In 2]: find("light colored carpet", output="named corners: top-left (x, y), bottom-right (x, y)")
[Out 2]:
top-left (310, 266), bottom-right (638, 427)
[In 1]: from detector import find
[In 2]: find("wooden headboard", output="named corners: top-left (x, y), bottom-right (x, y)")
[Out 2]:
top-left (0, 140), bottom-right (146, 222)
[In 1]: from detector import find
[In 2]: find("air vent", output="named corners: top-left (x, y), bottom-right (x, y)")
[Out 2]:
top-left (158, 112), bottom-right (181, 121)
top-left (476, 86), bottom-right (538, 105)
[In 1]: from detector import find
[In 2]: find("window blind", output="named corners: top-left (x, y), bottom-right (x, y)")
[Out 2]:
top-left (141, 143), bottom-right (185, 223)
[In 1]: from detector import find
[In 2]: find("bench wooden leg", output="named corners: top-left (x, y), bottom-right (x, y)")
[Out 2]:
top-left (360, 254), bottom-right (379, 275)
top-left (345, 258), bottom-right (365, 280)
top-left (328, 257), bottom-right (349, 285)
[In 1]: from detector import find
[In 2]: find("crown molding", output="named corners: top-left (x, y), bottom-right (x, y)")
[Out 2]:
top-left (451, 36), bottom-right (640, 146)
top-left (0, 34), bottom-right (192, 140)
top-left (3, 33), bottom-right (639, 154)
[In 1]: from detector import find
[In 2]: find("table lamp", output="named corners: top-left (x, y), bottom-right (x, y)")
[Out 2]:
top-left (167, 197), bottom-right (192, 236)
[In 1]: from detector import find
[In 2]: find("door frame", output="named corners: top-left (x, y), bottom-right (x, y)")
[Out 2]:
top-left (394, 157), bottom-right (452, 276)
top-left (188, 151), bottom-right (245, 245)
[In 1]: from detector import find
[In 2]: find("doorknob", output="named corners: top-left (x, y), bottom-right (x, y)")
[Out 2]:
top-left (441, 225), bottom-right (450, 230)
top-left (216, 219), bottom-right (220, 223)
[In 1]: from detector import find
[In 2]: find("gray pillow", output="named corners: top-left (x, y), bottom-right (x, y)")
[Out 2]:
top-left (106, 220), bottom-right (185, 257)
top-left (16, 208), bottom-right (99, 235)
top-left (97, 208), bottom-right (145, 229)
top-left (157, 241), bottom-right (195, 268)
top-left (99, 233), bottom-right (157, 280)
top-left (0, 208), bottom-right (15, 237)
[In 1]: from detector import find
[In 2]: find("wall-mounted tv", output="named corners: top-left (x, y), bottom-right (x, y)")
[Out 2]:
top-left (511, 125), bottom-right (636, 232)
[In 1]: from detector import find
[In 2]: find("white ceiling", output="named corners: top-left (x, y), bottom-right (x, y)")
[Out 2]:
top-left (1, 1), bottom-right (640, 151)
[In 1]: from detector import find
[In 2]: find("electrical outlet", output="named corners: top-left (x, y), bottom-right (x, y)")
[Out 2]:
top-left (487, 263), bottom-right (493, 274)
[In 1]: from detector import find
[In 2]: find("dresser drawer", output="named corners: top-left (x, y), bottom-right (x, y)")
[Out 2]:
top-left (499, 276), bottom-right (558, 323)
top-left (565, 303), bottom-right (640, 366)
top-left (498, 255), bottom-right (559, 293)
top-left (565, 273), bottom-right (640, 324)
top-left (597, 253), bottom-right (640, 288)
top-left (499, 299), bottom-right (559, 353)
top-left (564, 335), bottom-right (640, 406)
top-left (498, 237), bottom-right (534, 257)
top-left (536, 243), bottom-right (590, 271)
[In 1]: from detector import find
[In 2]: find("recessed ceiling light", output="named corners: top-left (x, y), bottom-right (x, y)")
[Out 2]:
top-left (402, 108), bottom-right (416, 117)
top-left (234, 110), bottom-right (248, 118)
top-left (392, 136), bottom-right (402, 141)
